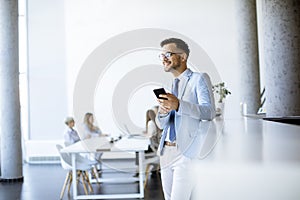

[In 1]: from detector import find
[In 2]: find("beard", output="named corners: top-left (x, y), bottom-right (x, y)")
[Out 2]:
top-left (164, 62), bottom-right (181, 72)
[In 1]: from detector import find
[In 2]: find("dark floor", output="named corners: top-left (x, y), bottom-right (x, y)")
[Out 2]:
top-left (0, 161), bottom-right (164, 200)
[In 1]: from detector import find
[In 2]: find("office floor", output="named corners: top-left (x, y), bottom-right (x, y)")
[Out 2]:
top-left (0, 161), bottom-right (164, 200)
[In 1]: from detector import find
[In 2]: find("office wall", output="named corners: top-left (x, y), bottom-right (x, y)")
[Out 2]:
top-left (27, 0), bottom-right (67, 140)
top-left (27, 0), bottom-right (239, 141)
top-left (64, 0), bottom-right (239, 136)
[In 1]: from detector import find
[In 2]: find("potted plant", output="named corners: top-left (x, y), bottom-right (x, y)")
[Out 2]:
top-left (212, 82), bottom-right (231, 115)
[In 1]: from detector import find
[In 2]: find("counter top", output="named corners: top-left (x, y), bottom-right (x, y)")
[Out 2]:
top-left (191, 117), bottom-right (300, 200)
top-left (205, 117), bottom-right (300, 163)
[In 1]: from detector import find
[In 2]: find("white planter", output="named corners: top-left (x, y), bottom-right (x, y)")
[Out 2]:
top-left (216, 102), bottom-right (225, 116)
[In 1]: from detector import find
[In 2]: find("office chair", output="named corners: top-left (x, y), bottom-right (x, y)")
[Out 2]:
top-left (143, 155), bottom-right (160, 188)
top-left (56, 144), bottom-right (98, 199)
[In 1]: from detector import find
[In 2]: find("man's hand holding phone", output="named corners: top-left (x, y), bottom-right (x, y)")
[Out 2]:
top-left (153, 88), bottom-right (179, 114)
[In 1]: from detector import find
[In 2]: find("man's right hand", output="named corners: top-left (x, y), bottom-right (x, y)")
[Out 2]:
top-left (158, 104), bottom-right (169, 114)
top-left (157, 93), bottom-right (179, 114)
top-left (157, 99), bottom-right (169, 114)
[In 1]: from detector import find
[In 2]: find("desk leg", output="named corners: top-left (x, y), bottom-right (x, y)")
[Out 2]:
top-left (71, 154), bottom-right (78, 199)
top-left (138, 151), bottom-right (145, 198)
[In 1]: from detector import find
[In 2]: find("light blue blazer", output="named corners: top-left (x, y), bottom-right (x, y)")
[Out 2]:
top-left (157, 68), bottom-right (216, 158)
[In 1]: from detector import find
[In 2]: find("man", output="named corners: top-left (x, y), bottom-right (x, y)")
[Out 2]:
top-left (156, 38), bottom-right (216, 200)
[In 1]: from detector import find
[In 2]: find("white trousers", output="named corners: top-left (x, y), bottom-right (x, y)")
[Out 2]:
top-left (160, 146), bottom-right (195, 200)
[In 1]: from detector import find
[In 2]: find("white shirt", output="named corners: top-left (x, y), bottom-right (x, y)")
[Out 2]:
top-left (82, 124), bottom-right (102, 139)
top-left (63, 127), bottom-right (80, 146)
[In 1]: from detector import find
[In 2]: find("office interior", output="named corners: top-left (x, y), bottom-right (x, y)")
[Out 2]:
top-left (0, 0), bottom-right (300, 200)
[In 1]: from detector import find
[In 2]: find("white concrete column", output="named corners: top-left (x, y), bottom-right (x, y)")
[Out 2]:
top-left (236, 0), bottom-right (261, 115)
top-left (0, 0), bottom-right (23, 180)
top-left (261, 0), bottom-right (300, 117)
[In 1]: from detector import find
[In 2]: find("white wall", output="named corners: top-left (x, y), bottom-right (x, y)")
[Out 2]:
top-left (27, 0), bottom-right (240, 142)
top-left (64, 0), bottom-right (240, 137)
top-left (27, 0), bottom-right (67, 140)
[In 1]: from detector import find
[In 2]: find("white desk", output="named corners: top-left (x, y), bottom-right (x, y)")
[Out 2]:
top-left (61, 136), bottom-right (150, 199)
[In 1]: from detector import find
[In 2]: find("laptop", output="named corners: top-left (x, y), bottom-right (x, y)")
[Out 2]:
top-left (123, 124), bottom-right (144, 138)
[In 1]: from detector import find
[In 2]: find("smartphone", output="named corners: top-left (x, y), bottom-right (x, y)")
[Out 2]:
top-left (153, 88), bottom-right (167, 100)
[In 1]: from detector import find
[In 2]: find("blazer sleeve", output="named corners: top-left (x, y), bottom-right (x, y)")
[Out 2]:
top-left (177, 73), bottom-right (216, 120)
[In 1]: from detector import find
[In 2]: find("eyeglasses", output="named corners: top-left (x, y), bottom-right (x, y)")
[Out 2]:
top-left (158, 52), bottom-right (182, 61)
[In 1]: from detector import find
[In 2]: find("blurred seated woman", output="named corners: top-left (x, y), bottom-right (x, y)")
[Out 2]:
top-left (145, 107), bottom-right (162, 152)
top-left (63, 117), bottom-right (80, 146)
top-left (82, 112), bottom-right (106, 139)
top-left (82, 112), bottom-right (108, 163)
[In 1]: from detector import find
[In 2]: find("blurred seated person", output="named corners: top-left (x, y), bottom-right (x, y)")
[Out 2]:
top-left (82, 112), bottom-right (108, 139)
top-left (82, 112), bottom-right (109, 164)
top-left (63, 117), bottom-right (80, 146)
top-left (64, 116), bottom-right (94, 162)
top-left (145, 107), bottom-right (163, 153)
top-left (133, 107), bottom-right (163, 173)
top-left (133, 107), bottom-right (162, 173)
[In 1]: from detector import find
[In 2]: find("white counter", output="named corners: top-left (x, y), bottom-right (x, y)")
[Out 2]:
top-left (191, 117), bottom-right (300, 200)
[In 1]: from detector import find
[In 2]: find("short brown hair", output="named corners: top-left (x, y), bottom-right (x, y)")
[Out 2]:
top-left (160, 38), bottom-right (190, 58)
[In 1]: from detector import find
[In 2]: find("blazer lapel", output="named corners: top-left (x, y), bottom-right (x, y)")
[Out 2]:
top-left (178, 69), bottom-right (193, 99)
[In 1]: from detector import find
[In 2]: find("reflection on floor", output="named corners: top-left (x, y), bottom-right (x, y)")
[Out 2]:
top-left (0, 160), bottom-right (164, 200)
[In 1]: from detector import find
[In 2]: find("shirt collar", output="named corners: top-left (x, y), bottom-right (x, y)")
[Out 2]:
top-left (175, 68), bottom-right (192, 81)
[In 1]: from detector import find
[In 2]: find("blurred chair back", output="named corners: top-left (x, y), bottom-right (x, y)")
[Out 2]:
top-left (56, 144), bottom-right (72, 170)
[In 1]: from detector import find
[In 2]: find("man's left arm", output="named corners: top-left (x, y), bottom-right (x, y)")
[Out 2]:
top-left (177, 73), bottom-right (216, 120)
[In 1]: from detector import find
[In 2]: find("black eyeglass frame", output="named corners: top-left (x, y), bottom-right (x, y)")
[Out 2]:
top-left (158, 51), bottom-right (183, 60)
